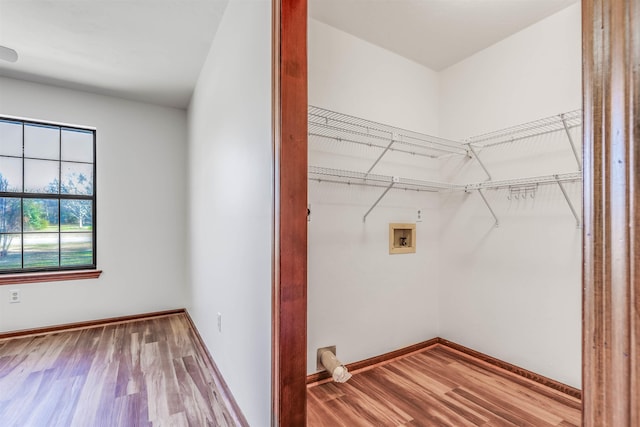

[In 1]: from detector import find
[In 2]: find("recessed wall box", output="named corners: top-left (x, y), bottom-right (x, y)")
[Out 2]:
top-left (317, 345), bottom-right (337, 371)
top-left (389, 223), bottom-right (416, 254)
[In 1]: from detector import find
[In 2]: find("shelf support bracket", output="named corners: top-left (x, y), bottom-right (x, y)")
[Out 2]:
top-left (363, 180), bottom-right (396, 222)
top-left (560, 113), bottom-right (582, 171)
top-left (556, 177), bottom-right (581, 228)
top-left (477, 188), bottom-right (499, 227)
top-left (365, 133), bottom-right (397, 176)
top-left (467, 144), bottom-right (492, 180)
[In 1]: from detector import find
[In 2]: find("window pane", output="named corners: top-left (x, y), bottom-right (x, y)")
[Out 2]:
top-left (24, 159), bottom-right (59, 193)
top-left (0, 116), bottom-right (96, 273)
top-left (0, 234), bottom-right (21, 270)
top-left (23, 199), bottom-right (59, 232)
top-left (0, 120), bottom-right (22, 157)
top-left (61, 233), bottom-right (92, 266)
top-left (61, 128), bottom-right (93, 163)
top-left (61, 199), bottom-right (92, 230)
top-left (61, 162), bottom-right (93, 195)
top-left (23, 233), bottom-right (59, 268)
top-left (0, 156), bottom-right (22, 192)
top-left (0, 198), bottom-right (21, 233)
top-left (25, 123), bottom-right (59, 160)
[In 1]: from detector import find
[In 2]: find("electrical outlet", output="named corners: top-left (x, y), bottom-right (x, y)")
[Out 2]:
top-left (9, 289), bottom-right (20, 304)
top-left (217, 312), bottom-right (222, 332)
top-left (417, 209), bottom-right (423, 222)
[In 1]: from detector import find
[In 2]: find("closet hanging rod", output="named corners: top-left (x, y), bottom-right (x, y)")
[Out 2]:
top-left (472, 124), bottom-right (582, 148)
top-left (309, 166), bottom-right (582, 193)
top-left (308, 166), bottom-right (459, 192)
top-left (308, 106), bottom-right (468, 156)
top-left (309, 125), bottom-right (467, 156)
top-left (467, 109), bottom-right (582, 147)
top-left (464, 172), bottom-right (582, 191)
top-left (309, 107), bottom-right (465, 149)
top-left (308, 132), bottom-right (439, 159)
top-left (306, 177), bottom-right (438, 192)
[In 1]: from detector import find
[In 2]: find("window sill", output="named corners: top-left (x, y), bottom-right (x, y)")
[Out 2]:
top-left (0, 270), bottom-right (103, 285)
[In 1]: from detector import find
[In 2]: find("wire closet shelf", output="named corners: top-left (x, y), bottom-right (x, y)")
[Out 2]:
top-left (309, 167), bottom-right (582, 192)
top-left (308, 166), bottom-right (459, 192)
top-left (308, 105), bottom-right (468, 159)
top-left (467, 109), bottom-right (582, 148)
top-left (308, 107), bottom-right (584, 224)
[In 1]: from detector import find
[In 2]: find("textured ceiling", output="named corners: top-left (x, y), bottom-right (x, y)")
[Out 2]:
top-left (309, 0), bottom-right (578, 71)
top-left (0, 0), bottom-right (228, 108)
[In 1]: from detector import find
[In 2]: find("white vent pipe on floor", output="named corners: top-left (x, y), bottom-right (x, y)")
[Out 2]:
top-left (320, 349), bottom-right (352, 383)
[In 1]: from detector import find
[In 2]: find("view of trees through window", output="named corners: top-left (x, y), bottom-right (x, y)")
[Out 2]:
top-left (0, 118), bottom-right (96, 273)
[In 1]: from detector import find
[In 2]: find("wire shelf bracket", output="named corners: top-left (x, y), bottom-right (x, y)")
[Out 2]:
top-left (476, 188), bottom-right (499, 227)
top-left (363, 180), bottom-right (396, 223)
top-left (556, 177), bottom-right (581, 228)
top-left (560, 113), bottom-right (582, 171)
top-left (467, 143), bottom-right (492, 180)
top-left (365, 134), bottom-right (397, 176)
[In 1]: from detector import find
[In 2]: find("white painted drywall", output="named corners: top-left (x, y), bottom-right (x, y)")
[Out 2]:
top-left (186, 0), bottom-right (272, 425)
top-left (308, 3), bottom-right (582, 389)
top-left (309, 20), bottom-right (440, 134)
top-left (0, 76), bottom-right (188, 333)
top-left (438, 3), bottom-right (582, 388)
top-left (439, 3), bottom-right (582, 140)
top-left (307, 19), bottom-right (442, 374)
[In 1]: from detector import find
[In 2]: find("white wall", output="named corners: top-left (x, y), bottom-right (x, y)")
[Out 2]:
top-left (0, 76), bottom-right (188, 333)
top-left (186, 1), bottom-right (272, 425)
top-left (438, 3), bottom-right (582, 388)
top-left (307, 19), bottom-right (441, 374)
top-left (309, 20), bottom-right (440, 134)
top-left (309, 3), bottom-right (582, 388)
top-left (439, 3), bottom-right (581, 140)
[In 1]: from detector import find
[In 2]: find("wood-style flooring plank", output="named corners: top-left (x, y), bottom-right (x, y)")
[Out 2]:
top-left (307, 343), bottom-right (581, 426)
top-left (0, 313), bottom-right (236, 427)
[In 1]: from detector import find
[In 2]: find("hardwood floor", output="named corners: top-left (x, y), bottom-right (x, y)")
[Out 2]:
top-left (0, 313), bottom-right (236, 427)
top-left (307, 344), bottom-right (581, 427)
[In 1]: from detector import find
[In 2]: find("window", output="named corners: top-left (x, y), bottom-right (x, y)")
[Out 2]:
top-left (0, 117), bottom-right (96, 274)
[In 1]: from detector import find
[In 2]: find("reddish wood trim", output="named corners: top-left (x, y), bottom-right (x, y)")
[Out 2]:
top-left (0, 308), bottom-right (183, 340)
top-left (272, 0), bottom-right (308, 425)
top-left (271, 0), bottom-right (280, 421)
top-left (438, 339), bottom-right (582, 400)
top-left (306, 338), bottom-right (440, 385)
top-left (582, 0), bottom-right (640, 425)
top-left (183, 310), bottom-right (249, 427)
top-left (0, 269), bottom-right (102, 285)
top-left (307, 338), bottom-right (581, 400)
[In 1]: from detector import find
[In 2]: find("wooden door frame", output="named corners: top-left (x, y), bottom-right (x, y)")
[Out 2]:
top-left (582, 0), bottom-right (639, 425)
top-left (272, 0), bottom-right (640, 425)
top-left (272, 0), bottom-right (308, 426)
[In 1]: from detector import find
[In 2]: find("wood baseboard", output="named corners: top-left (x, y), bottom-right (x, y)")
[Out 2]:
top-left (0, 308), bottom-right (185, 340)
top-left (183, 310), bottom-right (249, 427)
top-left (307, 338), bottom-right (440, 385)
top-left (307, 337), bottom-right (582, 400)
top-left (437, 338), bottom-right (582, 400)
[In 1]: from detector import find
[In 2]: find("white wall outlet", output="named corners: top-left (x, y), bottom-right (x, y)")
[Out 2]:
top-left (417, 208), bottom-right (423, 222)
top-left (217, 312), bottom-right (222, 332)
top-left (307, 204), bottom-right (312, 222)
top-left (9, 289), bottom-right (20, 304)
